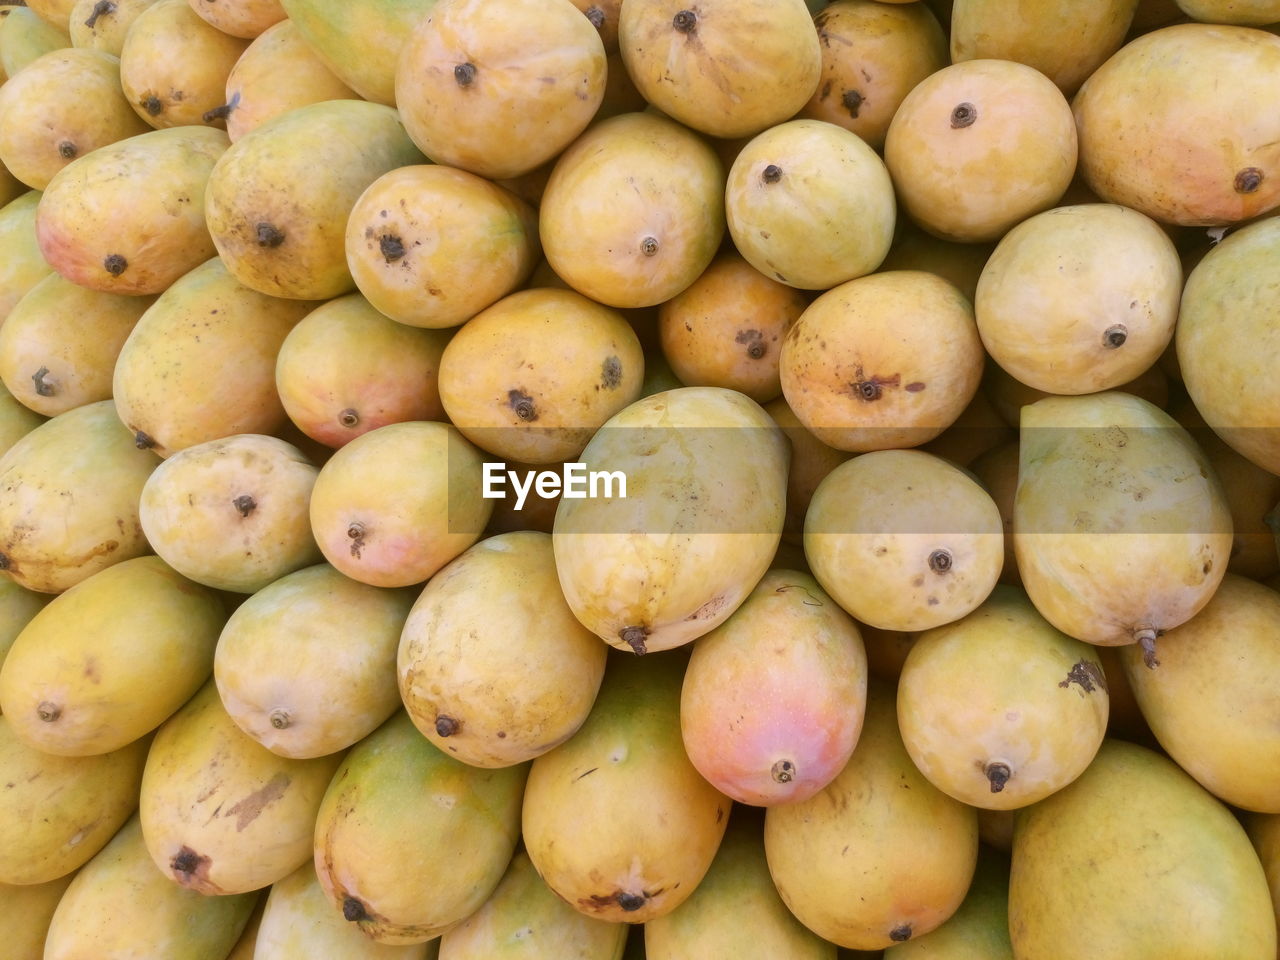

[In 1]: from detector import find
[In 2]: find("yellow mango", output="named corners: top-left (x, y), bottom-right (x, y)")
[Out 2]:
top-left (1014, 391), bottom-right (1233, 663)
top-left (0, 8), bottom-right (69, 78)
top-left (68, 0), bottom-right (159, 56)
top-left (0, 555), bottom-right (225, 755)
top-left (26, 0), bottom-right (76, 29)
top-left (399, 531), bottom-right (607, 768)
top-left (0, 715), bottom-right (145, 884)
top-left (0, 873), bottom-right (77, 960)
top-left (1009, 739), bottom-right (1276, 959)
top-left (187, 0), bottom-right (284, 38)
top-left (765, 685), bottom-right (979, 951)
top-left (43, 816), bottom-right (257, 960)
top-left (0, 191), bottom-right (54, 325)
top-left (437, 850), bottom-right (625, 960)
top-left (523, 648), bottom-right (730, 924)
top-left (1120, 574), bottom-right (1280, 812)
top-left (0, 400), bottom-right (156, 594)
top-left (35, 125), bottom-right (228, 295)
top-left (0, 577), bottom-right (49, 677)
top-left (139, 680), bottom-right (344, 895)
top-left (112, 257), bottom-right (316, 457)
top-left (313, 711), bottom-right (527, 944)
top-left (884, 847), bottom-right (1013, 959)
top-left (806, 449), bottom-right (1004, 632)
top-left (216, 563), bottom-right (413, 758)
top-left (0, 272), bottom-right (153, 417)
top-left (552, 386), bottom-right (787, 654)
top-left (205, 99), bottom-right (426, 300)
top-left (897, 585), bottom-right (1109, 809)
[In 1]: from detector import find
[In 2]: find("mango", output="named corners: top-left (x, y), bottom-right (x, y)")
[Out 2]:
top-left (878, 223), bottom-right (993, 303)
top-left (346, 165), bottom-right (540, 330)
top-left (0, 272), bottom-right (152, 417)
top-left (35, 125), bottom-right (228, 295)
top-left (313, 711), bottom-right (527, 944)
top-left (399, 531), bottom-right (607, 768)
top-left (984, 356), bottom-right (1171, 427)
top-left (975, 204), bottom-right (1181, 396)
top-left (967, 440), bottom-right (1020, 585)
top-left (538, 111), bottom-right (726, 309)
top-left (897, 585), bottom-right (1109, 809)
top-left (279, 0), bottom-right (437, 105)
top-left (0, 400), bottom-right (156, 594)
top-left (801, 1), bottom-right (947, 150)
top-left (0, 48), bottom-right (149, 190)
top-left (883, 847), bottom-right (1013, 959)
top-left (395, 0), bottom-right (607, 180)
top-left (221, 19), bottom-right (358, 142)
top-left (139, 433), bottom-right (321, 593)
top-left (1009, 739), bottom-right (1276, 959)
top-left (1014, 392), bottom-right (1233, 664)
top-left (765, 685), bottom-right (979, 951)
top-left (805, 449), bottom-right (1004, 632)
top-left (919, 387), bottom-right (1015, 469)
top-left (951, 0), bottom-right (1137, 94)
top-left (215, 563), bottom-right (414, 758)
top-left (553, 386), bottom-right (787, 654)
top-left (1244, 813), bottom-right (1280, 946)
top-left (0, 384), bottom-right (45, 461)
top-left (0, 873), bottom-right (77, 960)
top-left (187, 0), bottom-right (284, 38)
top-left (0, 577), bottom-right (49, 676)
top-left (1177, 215), bottom-right (1280, 476)
top-left (0, 8), bottom-right (69, 78)
top-left (0, 715), bottom-right (145, 884)
top-left (42, 815), bottom-right (257, 960)
top-left (645, 808), bottom-right (836, 959)
top-left (619, 0), bottom-right (820, 139)
top-left (257, 861), bottom-right (437, 960)
top-left (275, 294), bottom-right (448, 449)
top-left (763, 395), bottom-right (853, 544)
top-left (205, 99), bottom-right (426, 300)
top-left (0, 191), bottom-right (54, 324)
top-left (26, 0), bottom-right (76, 29)
top-left (223, 896), bottom-right (266, 960)
top-left (726, 118), bottom-right (896, 291)
top-left (438, 288), bottom-right (644, 464)
top-left (681, 568), bottom-right (867, 806)
top-left (523, 648), bottom-right (730, 924)
top-left (884, 59), bottom-right (1077, 242)
top-left (308, 421), bottom-right (491, 588)
top-left (437, 850), bottom-right (625, 960)
top-left (119, 0), bottom-right (248, 129)
top-left (68, 0), bottom-right (159, 56)
top-left (0, 555), bottom-right (224, 755)
top-left (112, 257), bottom-right (315, 457)
top-left (1119, 574), bottom-right (1280, 812)
top-left (779, 271), bottom-right (984, 452)
top-left (139, 679), bottom-right (344, 895)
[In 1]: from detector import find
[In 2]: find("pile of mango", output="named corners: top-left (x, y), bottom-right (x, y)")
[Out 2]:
top-left (1, 0), bottom-right (1279, 956)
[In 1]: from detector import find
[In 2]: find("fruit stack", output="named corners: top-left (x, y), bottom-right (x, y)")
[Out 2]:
top-left (0, 0), bottom-right (1278, 957)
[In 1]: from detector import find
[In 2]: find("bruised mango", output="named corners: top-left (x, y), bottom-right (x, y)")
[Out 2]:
top-left (681, 568), bottom-right (867, 806)
top-left (553, 386), bottom-right (787, 654)
top-left (139, 679), bottom-right (344, 895)
top-left (523, 649), bottom-right (730, 924)
top-left (398, 531), bottom-right (607, 768)
top-left (216, 563), bottom-right (414, 758)
top-left (313, 711), bottom-right (527, 944)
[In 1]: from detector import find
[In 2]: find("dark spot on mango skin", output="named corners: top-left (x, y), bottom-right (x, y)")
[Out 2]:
top-left (601, 356), bottom-right (622, 389)
top-left (223, 772), bottom-right (290, 832)
top-left (1059, 660), bottom-right (1108, 694)
top-left (889, 923), bottom-right (913, 942)
top-left (170, 846), bottom-right (213, 887)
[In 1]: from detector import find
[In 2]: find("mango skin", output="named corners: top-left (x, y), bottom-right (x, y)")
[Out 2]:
top-left (764, 684), bottom-right (979, 951)
top-left (187, 0), bottom-right (285, 38)
top-left (398, 531), bottom-right (607, 768)
top-left (0, 873), bottom-right (77, 960)
top-left (522, 649), bottom-right (731, 925)
top-left (0, 555), bottom-right (225, 756)
top-left (0, 399), bottom-right (157, 594)
top-left (216, 563), bottom-right (414, 759)
top-left (68, 0), bottom-right (159, 56)
top-left (0, 8), bottom-right (69, 79)
top-left (884, 847), bottom-right (1013, 959)
top-left (0, 577), bottom-right (49, 678)
top-left (257, 861), bottom-right (436, 960)
top-left (1244, 812), bottom-right (1280, 946)
top-left (35, 125), bottom-right (228, 295)
top-left (645, 810), bottom-right (836, 960)
top-left (0, 715), bottom-right (146, 885)
top-left (139, 680), bottom-right (345, 896)
top-left (437, 850), bottom-right (626, 960)
top-left (552, 386), bottom-right (788, 654)
top-left (1014, 391), bottom-right (1233, 651)
top-left (1009, 739), bottom-right (1277, 960)
top-left (1120, 574), bottom-right (1280, 813)
top-left (681, 568), bottom-right (867, 806)
top-left (42, 816), bottom-right (257, 960)
top-left (204, 99), bottom-right (426, 300)
top-left (313, 711), bottom-right (527, 944)
top-left (0, 191), bottom-right (54, 324)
